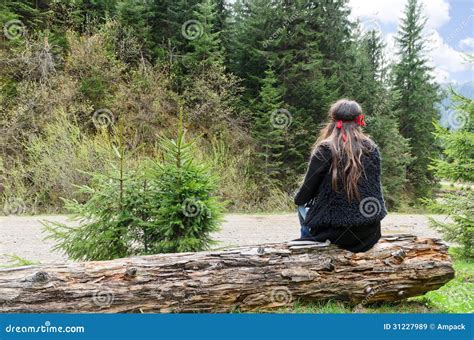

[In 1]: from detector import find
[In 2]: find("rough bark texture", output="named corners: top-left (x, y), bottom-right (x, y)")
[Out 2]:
top-left (0, 235), bottom-right (454, 313)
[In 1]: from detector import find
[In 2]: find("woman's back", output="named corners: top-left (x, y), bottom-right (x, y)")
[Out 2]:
top-left (293, 99), bottom-right (387, 252)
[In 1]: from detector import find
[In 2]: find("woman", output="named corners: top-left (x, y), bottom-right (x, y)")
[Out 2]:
top-left (293, 99), bottom-right (387, 252)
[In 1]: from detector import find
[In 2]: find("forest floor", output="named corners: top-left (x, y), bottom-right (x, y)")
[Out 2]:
top-left (0, 213), bottom-right (448, 265)
top-left (0, 213), bottom-right (472, 313)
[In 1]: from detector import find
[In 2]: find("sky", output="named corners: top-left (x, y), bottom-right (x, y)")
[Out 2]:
top-left (348, 0), bottom-right (474, 84)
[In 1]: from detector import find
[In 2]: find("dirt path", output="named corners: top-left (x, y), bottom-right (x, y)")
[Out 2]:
top-left (0, 213), bottom-right (450, 266)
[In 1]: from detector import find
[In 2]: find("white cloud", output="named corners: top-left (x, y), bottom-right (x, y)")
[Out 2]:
top-left (422, 0), bottom-right (451, 29)
top-left (349, 0), bottom-right (405, 24)
top-left (459, 37), bottom-right (474, 50)
top-left (426, 30), bottom-right (470, 83)
top-left (348, 0), bottom-right (450, 29)
top-left (348, 0), bottom-right (469, 83)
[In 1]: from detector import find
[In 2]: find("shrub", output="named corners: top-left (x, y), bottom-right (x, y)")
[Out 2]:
top-left (44, 124), bottom-right (223, 260)
top-left (79, 73), bottom-right (108, 102)
top-left (145, 127), bottom-right (223, 253)
top-left (428, 191), bottom-right (473, 258)
top-left (427, 88), bottom-right (474, 258)
top-left (199, 136), bottom-right (293, 212)
top-left (24, 111), bottom-right (115, 212)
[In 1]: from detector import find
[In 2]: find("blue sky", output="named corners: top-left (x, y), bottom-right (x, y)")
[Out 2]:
top-left (349, 0), bottom-right (474, 84)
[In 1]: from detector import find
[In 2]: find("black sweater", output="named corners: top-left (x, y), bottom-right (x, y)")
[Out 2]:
top-left (294, 142), bottom-right (387, 252)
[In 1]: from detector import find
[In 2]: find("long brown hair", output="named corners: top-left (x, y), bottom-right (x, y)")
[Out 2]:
top-left (313, 99), bottom-right (373, 202)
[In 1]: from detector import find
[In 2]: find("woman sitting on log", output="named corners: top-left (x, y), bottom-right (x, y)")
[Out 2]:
top-left (293, 99), bottom-right (387, 252)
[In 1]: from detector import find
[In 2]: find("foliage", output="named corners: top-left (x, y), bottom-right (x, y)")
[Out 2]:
top-left (201, 137), bottom-right (293, 212)
top-left (25, 111), bottom-right (115, 211)
top-left (0, 254), bottom-right (40, 268)
top-left (44, 123), bottom-right (223, 260)
top-left (1, 0), bottom-right (448, 214)
top-left (145, 125), bottom-right (223, 253)
top-left (252, 68), bottom-right (286, 190)
top-left (427, 89), bottom-right (474, 258)
top-left (356, 31), bottom-right (412, 208)
top-left (391, 0), bottom-right (440, 198)
top-left (428, 191), bottom-right (473, 258)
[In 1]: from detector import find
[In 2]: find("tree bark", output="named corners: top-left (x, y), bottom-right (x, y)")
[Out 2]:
top-left (0, 235), bottom-right (454, 313)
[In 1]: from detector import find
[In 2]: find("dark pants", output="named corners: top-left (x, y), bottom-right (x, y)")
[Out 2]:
top-left (296, 204), bottom-right (381, 252)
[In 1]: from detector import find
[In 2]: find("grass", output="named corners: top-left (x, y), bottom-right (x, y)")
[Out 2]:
top-left (413, 249), bottom-right (473, 313)
top-left (280, 248), bottom-right (473, 314)
top-left (0, 254), bottom-right (40, 268)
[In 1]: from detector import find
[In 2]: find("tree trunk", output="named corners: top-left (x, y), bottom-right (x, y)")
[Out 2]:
top-left (0, 235), bottom-right (454, 313)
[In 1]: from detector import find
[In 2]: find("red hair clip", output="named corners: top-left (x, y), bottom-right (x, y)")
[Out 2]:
top-left (335, 114), bottom-right (365, 142)
top-left (355, 114), bottom-right (365, 126)
top-left (335, 120), bottom-right (347, 142)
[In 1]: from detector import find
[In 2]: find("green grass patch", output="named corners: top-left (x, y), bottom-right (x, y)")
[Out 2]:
top-left (411, 249), bottom-right (473, 313)
top-left (0, 254), bottom-right (40, 268)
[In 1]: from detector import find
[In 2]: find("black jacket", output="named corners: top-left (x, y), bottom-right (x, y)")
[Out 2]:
top-left (294, 142), bottom-right (386, 251)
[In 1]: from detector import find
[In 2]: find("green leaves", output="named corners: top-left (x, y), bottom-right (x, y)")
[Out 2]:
top-left (44, 126), bottom-right (223, 260)
top-left (427, 89), bottom-right (474, 259)
top-left (392, 0), bottom-right (440, 198)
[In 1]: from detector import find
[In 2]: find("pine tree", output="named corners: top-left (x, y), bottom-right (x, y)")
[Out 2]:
top-left (148, 0), bottom-right (200, 61)
top-left (44, 121), bottom-right (224, 259)
top-left (355, 30), bottom-right (412, 207)
top-left (312, 0), bottom-right (358, 98)
top-left (115, 0), bottom-right (153, 54)
top-left (252, 68), bottom-right (286, 191)
top-left (225, 0), bottom-right (278, 98)
top-left (226, 0), bottom-right (337, 186)
top-left (184, 0), bottom-right (225, 69)
top-left (392, 0), bottom-right (440, 198)
top-left (44, 124), bottom-right (148, 261)
top-left (147, 123), bottom-right (224, 253)
top-left (428, 89), bottom-right (474, 258)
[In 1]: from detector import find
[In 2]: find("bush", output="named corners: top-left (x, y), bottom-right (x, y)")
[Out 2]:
top-left (427, 88), bottom-right (474, 258)
top-left (428, 191), bottom-right (473, 258)
top-left (23, 111), bottom-right (115, 212)
top-left (145, 128), bottom-right (223, 253)
top-left (79, 73), bottom-right (108, 101)
top-left (44, 124), bottom-right (223, 260)
top-left (199, 136), bottom-right (293, 212)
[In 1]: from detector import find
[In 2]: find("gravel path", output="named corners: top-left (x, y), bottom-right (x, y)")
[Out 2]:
top-left (0, 213), bottom-right (450, 266)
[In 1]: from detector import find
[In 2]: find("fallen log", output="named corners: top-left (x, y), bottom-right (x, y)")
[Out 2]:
top-left (0, 234), bottom-right (454, 313)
